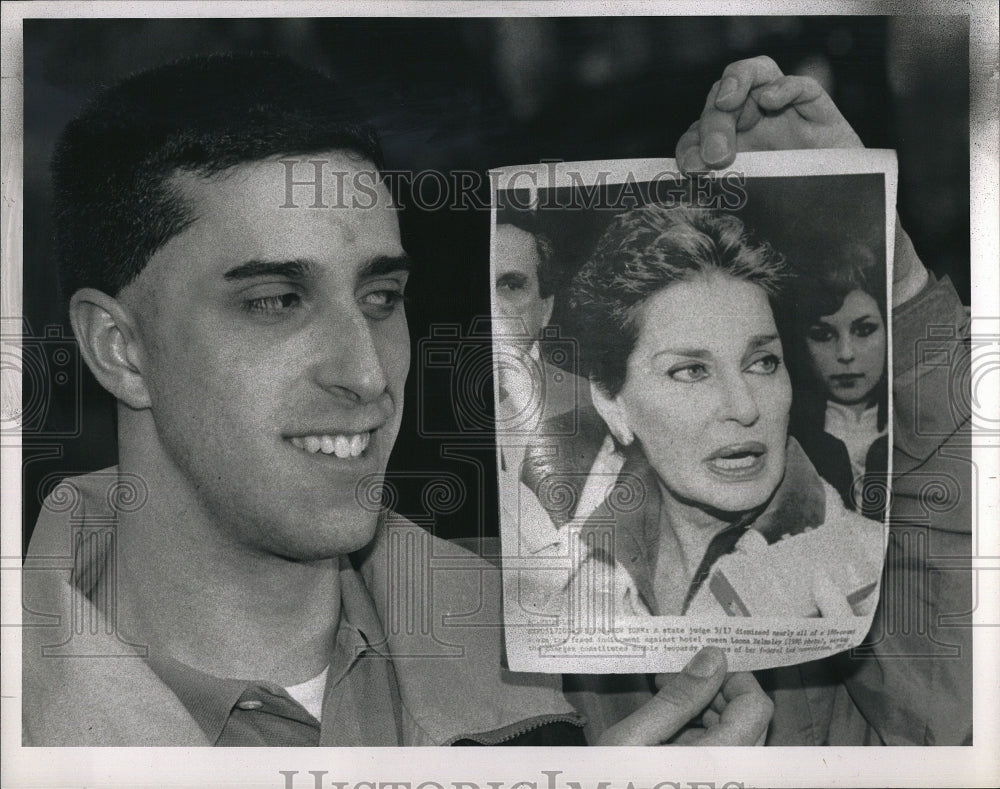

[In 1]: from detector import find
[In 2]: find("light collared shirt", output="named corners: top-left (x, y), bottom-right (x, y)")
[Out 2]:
top-left (823, 400), bottom-right (885, 481)
top-left (145, 558), bottom-right (403, 746)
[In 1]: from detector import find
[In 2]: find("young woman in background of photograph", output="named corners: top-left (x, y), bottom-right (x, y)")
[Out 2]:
top-left (521, 204), bottom-right (885, 620)
top-left (786, 245), bottom-right (889, 522)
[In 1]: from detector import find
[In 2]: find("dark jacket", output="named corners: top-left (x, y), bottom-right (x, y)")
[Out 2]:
top-left (790, 390), bottom-right (889, 523)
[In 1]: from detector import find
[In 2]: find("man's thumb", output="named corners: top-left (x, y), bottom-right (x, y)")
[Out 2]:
top-left (599, 647), bottom-right (726, 745)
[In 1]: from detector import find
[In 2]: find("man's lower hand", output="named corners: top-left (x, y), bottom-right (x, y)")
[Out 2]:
top-left (596, 646), bottom-right (773, 745)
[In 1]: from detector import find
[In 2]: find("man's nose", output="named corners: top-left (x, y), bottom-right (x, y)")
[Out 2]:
top-left (312, 310), bottom-right (389, 404)
top-left (719, 374), bottom-right (760, 427)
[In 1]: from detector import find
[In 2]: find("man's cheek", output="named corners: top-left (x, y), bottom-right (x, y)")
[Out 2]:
top-left (383, 324), bottom-right (411, 385)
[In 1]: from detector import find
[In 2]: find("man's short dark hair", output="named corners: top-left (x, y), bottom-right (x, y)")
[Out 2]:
top-left (495, 207), bottom-right (558, 299)
top-left (52, 52), bottom-right (383, 299)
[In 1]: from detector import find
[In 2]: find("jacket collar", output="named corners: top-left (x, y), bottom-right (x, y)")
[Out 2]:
top-left (22, 467), bottom-right (580, 746)
top-left (582, 437), bottom-right (828, 614)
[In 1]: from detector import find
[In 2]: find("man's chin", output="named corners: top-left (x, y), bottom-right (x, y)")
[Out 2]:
top-left (259, 503), bottom-right (382, 562)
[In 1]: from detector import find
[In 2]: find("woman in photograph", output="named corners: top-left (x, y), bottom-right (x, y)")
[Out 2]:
top-left (786, 245), bottom-right (889, 522)
top-left (522, 204), bottom-right (884, 620)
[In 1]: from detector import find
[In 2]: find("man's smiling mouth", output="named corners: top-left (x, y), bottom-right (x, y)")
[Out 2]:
top-left (288, 431), bottom-right (372, 458)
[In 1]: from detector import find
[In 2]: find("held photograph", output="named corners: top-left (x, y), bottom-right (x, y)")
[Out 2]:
top-left (493, 153), bottom-right (895, 673)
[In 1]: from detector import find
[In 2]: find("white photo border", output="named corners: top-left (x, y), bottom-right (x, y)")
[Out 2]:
top-left (2, 2), bottom-right (997, 788)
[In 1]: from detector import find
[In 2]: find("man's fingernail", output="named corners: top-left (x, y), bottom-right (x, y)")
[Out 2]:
top-left (717, 77), bottom-right (739, 101)
top-left (702, 132), bottom-right (730, 164)
top-left (685, 648), bottom-right (723, 678)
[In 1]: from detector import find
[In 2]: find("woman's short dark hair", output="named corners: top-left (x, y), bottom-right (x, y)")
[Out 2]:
top-left (53, 52), bottom-right (383, 300)
top-left (568, 205), bottom-right (788, 397)
top-left (790, 241), bottom-right (886, 326)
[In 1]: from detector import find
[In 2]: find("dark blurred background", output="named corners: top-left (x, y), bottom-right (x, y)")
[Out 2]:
top-left (21, 16), bottom-right (970, 544)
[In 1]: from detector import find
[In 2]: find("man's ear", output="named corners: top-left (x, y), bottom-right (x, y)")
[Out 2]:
top-left (589, 378), bottom-right (633, 446)
top-left (69, 288), bottom-right (151, 409)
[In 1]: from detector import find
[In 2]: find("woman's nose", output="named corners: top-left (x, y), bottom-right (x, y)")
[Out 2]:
top-left (720, 375), bottom-right (761, 427)
top-left (836, 335), bottom-right (856, 363)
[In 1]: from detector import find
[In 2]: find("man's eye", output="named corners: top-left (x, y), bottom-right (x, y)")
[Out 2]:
top-left (668, 363), bottom-right (709, 383)
top-left (497, 274), bottom-right (528, 292)
top-left (807, 325), bottom-right (835, 343)
top-left (360, 289), bottom-right (406, 320)
top-left (746, 353), bottom-right (782, 375)
top-left (242, 292), bottom-right (301, 315)
top-left (853, 321), bottom-right (879, 338)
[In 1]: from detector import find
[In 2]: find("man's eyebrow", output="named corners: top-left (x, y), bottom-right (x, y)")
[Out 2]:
top-left (359, 254), bottom-right (412, 279)
top-left (496, 272), bottom-right (529, 285)
top-left (224, 260), bottom-right (312, 281)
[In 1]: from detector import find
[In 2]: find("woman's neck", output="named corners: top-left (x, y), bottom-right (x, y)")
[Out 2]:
top-left (655, 479), bottom-right (740, 578)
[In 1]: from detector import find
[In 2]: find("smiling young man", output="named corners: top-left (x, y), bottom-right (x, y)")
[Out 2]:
top-left (22, 52), bottom-right (772, 748)
top-left (22, 52), bottom-right (580, 746)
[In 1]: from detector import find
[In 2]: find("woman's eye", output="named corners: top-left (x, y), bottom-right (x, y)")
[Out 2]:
top-left (746, 353), bottom-right (782, 375)
top-left (853, 321), bottom-right (879, 338)
top-left (668, 363), bottom-right (709, 383)
top-left (807, 325), bottom-right (835, 343)
top-left (242, 292), bottom-right (301, 316)
top-left (360, 289), bottom-right (406, 320)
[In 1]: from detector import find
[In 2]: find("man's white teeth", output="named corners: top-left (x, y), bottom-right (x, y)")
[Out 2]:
top-left (290, 432), bottom-right (371, 458)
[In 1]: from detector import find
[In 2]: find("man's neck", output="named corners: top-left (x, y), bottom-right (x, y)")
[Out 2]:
top-left (115, 422), bottom-right (345, 686)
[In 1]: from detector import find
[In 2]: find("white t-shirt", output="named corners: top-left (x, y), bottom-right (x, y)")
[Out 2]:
top-left (284, 666), bottom-right (329, 722)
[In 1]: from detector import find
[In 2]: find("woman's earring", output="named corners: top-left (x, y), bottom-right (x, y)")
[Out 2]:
top-left (614, 427), bottom-right (634, 447)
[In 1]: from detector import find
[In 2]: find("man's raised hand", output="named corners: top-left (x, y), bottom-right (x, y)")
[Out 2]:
top-left (675, 55), bottom-right (863, 173)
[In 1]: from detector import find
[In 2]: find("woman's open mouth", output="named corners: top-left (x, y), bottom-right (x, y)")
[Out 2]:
top-left (704, 442), bottom-right (767, 480)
